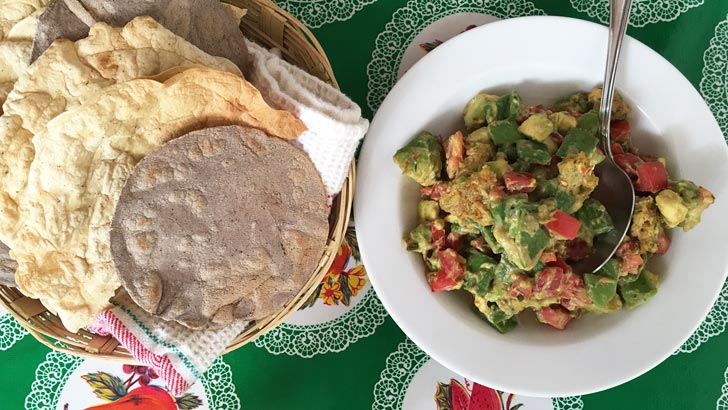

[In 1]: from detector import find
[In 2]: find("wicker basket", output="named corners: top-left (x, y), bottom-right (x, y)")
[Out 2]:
top-left (0, 0), bottom-right (354, 362)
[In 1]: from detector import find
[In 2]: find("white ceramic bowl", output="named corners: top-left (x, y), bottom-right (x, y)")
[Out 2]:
top-left (355, 16), bottom-right (728, 397)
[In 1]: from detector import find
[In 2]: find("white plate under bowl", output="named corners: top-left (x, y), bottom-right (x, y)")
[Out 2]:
top-left (355, 16), bottom-right (728, 397)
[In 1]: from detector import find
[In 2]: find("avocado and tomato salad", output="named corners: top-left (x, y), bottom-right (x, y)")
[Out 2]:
top-left (393, 88), bottom-right (715, 332)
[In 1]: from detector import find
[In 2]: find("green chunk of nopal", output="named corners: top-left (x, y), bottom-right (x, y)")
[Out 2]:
top-left (497, 90), bottom-right (522, 120)
top-left (393, 131), bottom-right (443, 186)
top-left (488, 120), bottom-right (523, 145)
top-left (575, 110), bottom-right (600, 137)
top-left (620, 270), bottom-right (659, 309)
top-left (463, 251), bottom-right (498, 297)
top-left (516, 139), bottom-right (551, 166)
top-left (556, 127), bottom-right (599, 158)
top-left (585, 273), bottom-right (618, 308)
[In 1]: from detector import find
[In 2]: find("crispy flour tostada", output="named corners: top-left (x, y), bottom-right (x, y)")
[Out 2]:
top-left (31, 0), bottom-right (249, 71)
top-left (110, 125), bottom-right (329, 329)
top-left (7, 66), bottom-right (305, 332)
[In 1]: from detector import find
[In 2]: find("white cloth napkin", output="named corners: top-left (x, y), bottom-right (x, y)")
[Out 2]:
top-left (89, 41), bottom-right (368, 396)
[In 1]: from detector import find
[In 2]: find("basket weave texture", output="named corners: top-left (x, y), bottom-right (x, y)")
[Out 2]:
top-left (0, 0), bottom-right (354, 362)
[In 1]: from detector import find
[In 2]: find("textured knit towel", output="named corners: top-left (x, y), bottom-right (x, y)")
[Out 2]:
top-left (88, 41), bottom-right (368, 396)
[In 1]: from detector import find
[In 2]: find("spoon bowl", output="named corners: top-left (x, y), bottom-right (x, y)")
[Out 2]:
top-left (573, 0), bottom-right (636, 274)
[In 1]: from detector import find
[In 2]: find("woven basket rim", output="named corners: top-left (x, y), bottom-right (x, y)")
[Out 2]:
top-left (0, 0), bottom-right (354, 362)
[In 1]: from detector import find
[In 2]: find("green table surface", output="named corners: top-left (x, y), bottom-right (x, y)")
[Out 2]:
top-left (2, 1), bottom-right (728, 409)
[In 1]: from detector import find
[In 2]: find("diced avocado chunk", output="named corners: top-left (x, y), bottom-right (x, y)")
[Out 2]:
top-left (549, 111), bottom-right (578, 134)
top-left (464, 93), bottom-right (500, 130)
top-left (541, 135), bottom-right (559, 155)
top-left (575, 198), bottom-right (615, 240)
top-left (488, 120), bottom-right (523, 145)
top-left (655, 189), bottom-right (688, 228)
top-left (393, 131), bottom-right (443, 186)
top-left (575, 110), bottom-right (600, 137)
top-left (556, 128), bottom-right (599, 158)
top-left (669, 180), bottom-right (715, 231)
top-left (552, 91), bottom-right (590, 114)
top-left (588, 147), bottom-right (606, 166)
top-left (418, 200), bottom-right (440, 222)
top-left (497, 91), bottom-right (522, 120)
top-left (466, 127), bottom-right (493, 144)
top-left (585, 273), bottom-right (618, 308)
top-left (485, 158), bottom-right (512, 178)
top-left (620, 269), bottom-right (659, 309)
top-left (405, 223), bottom-right (432, 254)
top-left (588, 88), bottom-right (631, 120)
top-left (518, 112), bottom-right (554, 142)
top-left (463, 252), bottom-right (498, 297)
top-left (515, 139), bottom-right (551, 166)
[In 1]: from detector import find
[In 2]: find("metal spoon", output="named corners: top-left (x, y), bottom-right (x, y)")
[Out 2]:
top-left (573, 0), bottom-right (635, 274)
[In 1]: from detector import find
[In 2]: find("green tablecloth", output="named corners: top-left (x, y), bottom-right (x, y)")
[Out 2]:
top-left (2, 1), bottom-right (728, 409)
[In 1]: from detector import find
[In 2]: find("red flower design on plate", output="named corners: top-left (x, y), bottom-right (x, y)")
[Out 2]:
top-left (434, 379), bottom-right (523, 410)
top-left (65, 365), bottom-right (203, 409)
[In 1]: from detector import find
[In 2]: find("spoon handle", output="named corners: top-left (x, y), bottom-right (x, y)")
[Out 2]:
top-left (600, 0), bottom-right (633, 159)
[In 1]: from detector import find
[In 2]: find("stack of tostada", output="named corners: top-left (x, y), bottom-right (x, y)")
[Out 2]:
top-left (0, 0), bottom-right (329, 333)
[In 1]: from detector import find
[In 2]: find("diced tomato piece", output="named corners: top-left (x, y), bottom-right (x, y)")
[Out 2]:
top-left (534, 266), bottom-right (565, 296)
top-left (656, 230), bottom-right (671, 255)
top-left (562, 273), bottom-right (590, 308)
top-left (610, 142), bottom-right (624, 155)
top-left (508, 273), bottom-right (534, 299)
top-left (634, 161), bottom-right (669, 193)
top-left (549, 132), bottom-right (564, 147)
top-left (431, 224), bottom-right (446, 250)
top-left (535, 265), bottom-right (590, 308)
top-left (610, 120), bottom-right (630, 143)
top-left (420, 183), bottom-right (448, 200)
top-left (429, 249), bottom-right (465, 292)
top-left (540, 251), bottom-right (558, 264)
top-left (537, 306), bottom-right (573, 330)
top-left (547, 256), bottom-right (572, 273)
top-left (446, 232), bottom-right (465, 251)
top-left (516, 105), bottom-right (546, 123)
top-left (566, 239), bottom-right (590, 261)
top-left (613, 153), bottom-right (642, 177)
top-left (698, 187), bottom-right (715, 203)
top-left (544, 210), bottom-right (581, 240)
top-left (429, 272), bottom-right (459, 292)
top-left (616, 240), bottom-right (639, 258)
top-left (445, 131), bottom-right (464, 180)
top-left (621, 254), bottom-right (643, 274)
top-left (489, 185), bottom-right (506, 200)
top-left (565, 107), bottom-right (582, 118)
top-left (503, 172), bottom-right (537, 193)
